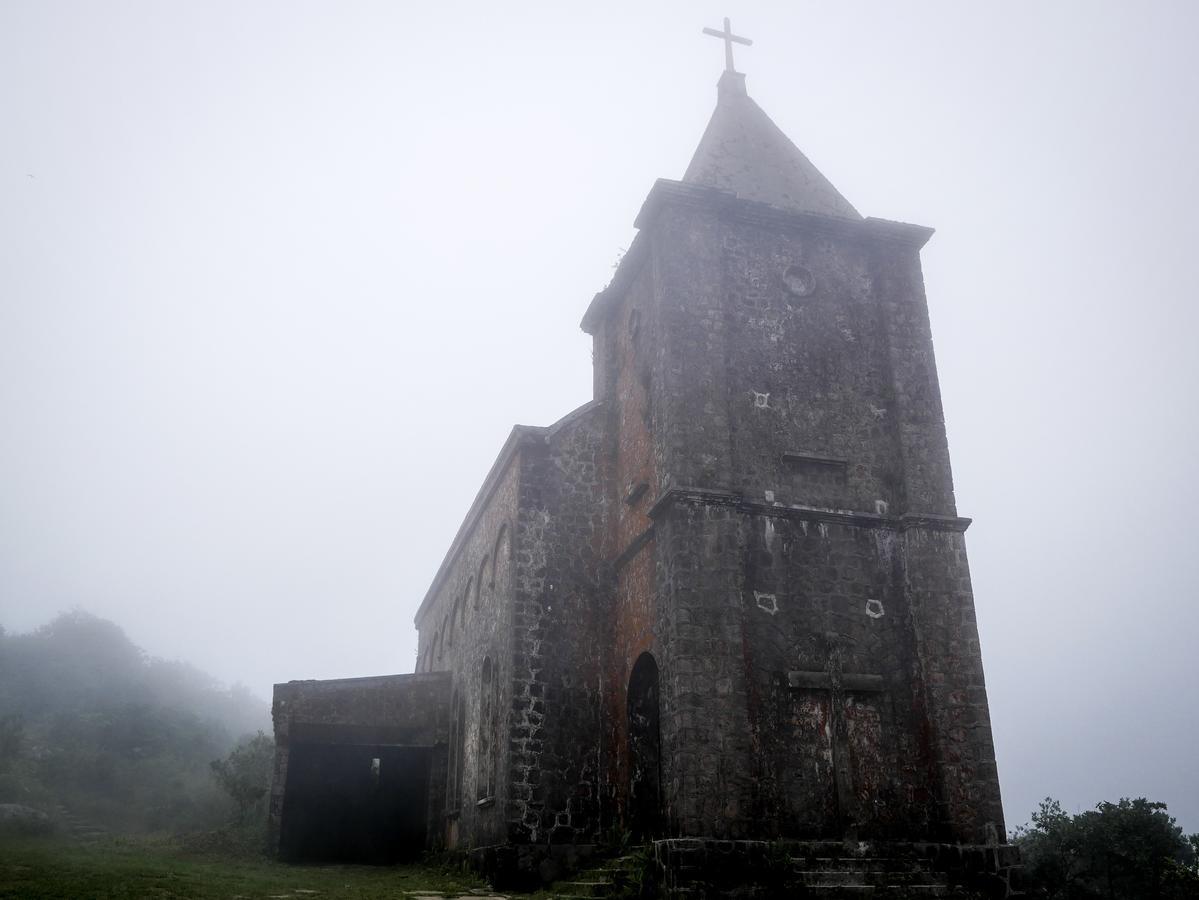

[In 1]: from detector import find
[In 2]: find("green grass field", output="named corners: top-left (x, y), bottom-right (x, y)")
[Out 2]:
top-left (0, 835), bottom-right (491, 900)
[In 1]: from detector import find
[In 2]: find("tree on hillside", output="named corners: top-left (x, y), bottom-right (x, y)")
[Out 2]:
top-left (210, 731), bottom-right (274, 824)
top-left (1016, 797), bottom-right (1199, 899)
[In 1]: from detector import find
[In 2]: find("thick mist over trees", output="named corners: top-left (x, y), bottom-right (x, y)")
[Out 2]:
top-left (0, 611), bottom-right (270, 834)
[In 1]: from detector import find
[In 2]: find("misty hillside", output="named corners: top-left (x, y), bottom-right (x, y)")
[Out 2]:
top-left (0, 610), bottom-right (271, 832)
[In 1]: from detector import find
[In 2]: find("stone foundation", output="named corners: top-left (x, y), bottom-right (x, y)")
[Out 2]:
top-left (653, 838), bottom-right (1023, 898)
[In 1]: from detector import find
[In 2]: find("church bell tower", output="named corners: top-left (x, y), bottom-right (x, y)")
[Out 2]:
top-left (583, 21), bottom-right (1009, 858)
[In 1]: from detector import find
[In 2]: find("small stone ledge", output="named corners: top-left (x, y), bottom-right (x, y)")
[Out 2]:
top-left (900, 512), bottom-right (975, 532)
top-left (647, 486), bottom-right (971, 533)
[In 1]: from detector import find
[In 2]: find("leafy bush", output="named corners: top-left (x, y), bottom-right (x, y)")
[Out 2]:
top-left (1015, 797), bottom-right (1199, 899)
top-left (210, 731), bottom-right (273, 825)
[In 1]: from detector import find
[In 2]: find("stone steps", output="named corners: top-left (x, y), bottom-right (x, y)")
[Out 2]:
top-left (801, 857), bottom-right (931, 873)
top-left (546, 847), bottom-right (648, 900)
top-left (556, 880), bottom-right (619, 897)
top-left (787, 851), bottom-right (952, 894)
top-left (797, 870), bottom-right (948, 886)
top-left (806, 887), bottom-right (953, 898)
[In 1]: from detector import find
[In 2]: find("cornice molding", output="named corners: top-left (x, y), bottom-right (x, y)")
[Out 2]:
top-left (581, 179), bottom-right (934, 334)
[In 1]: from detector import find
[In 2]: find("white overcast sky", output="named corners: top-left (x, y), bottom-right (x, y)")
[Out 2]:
top-left (2, 1), bottom-right (1197, 833)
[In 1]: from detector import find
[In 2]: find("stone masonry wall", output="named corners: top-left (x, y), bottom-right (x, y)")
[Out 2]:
top-left (653, 499), bottom-right (755, 838)
top-left (621, 185), bottom-right (1004, 845)
top-left (507, 407), bottom-right (607, 856)
top-left (872, 243), bottom-right (958, 515)
top-left (593, 254), bottom-right (663, 830)
top-left (903, 525), bottom-right (1007, 841)
top-left (641, 191), bottom-right (955, 521)
top-left (731, 506), bottom-right (935, 840)
top-left (649, 496), bottom-right (1003, 844)
top-left (719, 218), bottom-right (909, 513)
top-left (414, 442), bottom-right (522, 850)
top-left (647, 202), bottom-right (736, 494)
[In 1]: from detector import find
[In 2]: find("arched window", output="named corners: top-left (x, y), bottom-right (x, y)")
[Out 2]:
top-left (474, 560), bottom-right (487, 609)
top-left (493, 525), bottom-right (511, 602)
top-left (477, 657), bottom-right (498, 801)
top-left (450, 593), bottom-right (464, 646)
top-left (461, 579), bottom-right (473, 629)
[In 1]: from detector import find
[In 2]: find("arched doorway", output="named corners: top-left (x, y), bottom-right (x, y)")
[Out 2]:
top-left (627, 652), bottom-right (661, 839)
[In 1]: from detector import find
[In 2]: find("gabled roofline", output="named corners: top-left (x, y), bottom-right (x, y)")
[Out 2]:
top-left (413, 424), bottom-right (544, 626)
top-left (412, 400), bottom-right (604, 627)
top-left (545, 398), bottom-right (603, 439)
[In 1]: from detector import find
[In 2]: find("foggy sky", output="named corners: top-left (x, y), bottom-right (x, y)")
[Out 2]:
top-left (2, 1), bottom-right (1197, 833)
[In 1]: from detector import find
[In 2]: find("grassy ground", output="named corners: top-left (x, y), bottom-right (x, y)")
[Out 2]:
top-left (0, 835), bottom-right (491, 900)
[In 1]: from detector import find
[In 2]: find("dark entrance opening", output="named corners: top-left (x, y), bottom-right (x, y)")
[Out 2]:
top-left (627, 652), bottom-right (662, 840)
top-left (279, 743), bottom-right (430, 863)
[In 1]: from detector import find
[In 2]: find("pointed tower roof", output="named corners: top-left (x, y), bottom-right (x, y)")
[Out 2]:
top-left (683, 71), bottom-right (861, 220)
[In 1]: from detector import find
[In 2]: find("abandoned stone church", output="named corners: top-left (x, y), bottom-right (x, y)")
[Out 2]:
top-left (270, 50), bottom-right (1020, 896)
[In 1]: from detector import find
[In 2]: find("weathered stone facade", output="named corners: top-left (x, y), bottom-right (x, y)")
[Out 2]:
top-left (271, 68), bottom-right (1017, 895)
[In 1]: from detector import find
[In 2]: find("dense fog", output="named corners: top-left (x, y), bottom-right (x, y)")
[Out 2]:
top-left (2, 0), bottom-right (1197, 837)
